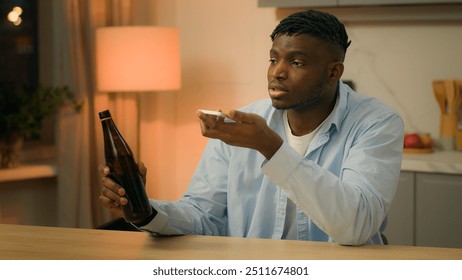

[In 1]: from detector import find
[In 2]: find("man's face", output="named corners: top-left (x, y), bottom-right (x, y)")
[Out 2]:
top-left (267, 34), bottom-right (336, 111)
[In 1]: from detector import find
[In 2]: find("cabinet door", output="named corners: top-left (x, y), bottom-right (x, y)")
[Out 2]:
top-left (258, 0), bottom-right (337, 8)
top-left (415, 173), bottom-right (462, 248)
top-left (0, 178), bottom-right (57, 226)
top-left (383, 171), bottom-right (415, 246)
top-left (339, 0), bottom-right (460, 5)
top-left (258, 0), bottom-right (462, 7)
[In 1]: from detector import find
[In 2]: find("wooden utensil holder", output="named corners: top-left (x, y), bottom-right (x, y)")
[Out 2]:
top-left (440, 114), bottom-right (457, 150)
top-left (456, 130), bottom-right (462, 151)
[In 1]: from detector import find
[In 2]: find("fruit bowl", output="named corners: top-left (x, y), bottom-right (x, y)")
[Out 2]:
top-left (403, 148), bottom-right (433, 154)
top-left (403, 132), bottom-right (433, 154)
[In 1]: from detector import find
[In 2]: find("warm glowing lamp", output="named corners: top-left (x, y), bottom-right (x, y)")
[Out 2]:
top-left (95, 26), bottom-right (181, 158)
top-left (96, 26), bottom-right (181, 92)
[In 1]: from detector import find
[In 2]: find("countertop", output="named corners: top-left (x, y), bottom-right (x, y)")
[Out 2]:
top-left (401, 150), bottom-right (462, 175)
top-left (1, 151), bottom-right (461, 184)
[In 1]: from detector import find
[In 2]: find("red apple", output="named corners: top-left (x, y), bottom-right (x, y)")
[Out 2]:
top-left (404, 133), bottom-right (423, 148)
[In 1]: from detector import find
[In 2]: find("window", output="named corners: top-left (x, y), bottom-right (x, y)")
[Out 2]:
top-left (1, 0), bottom-right (56, 162)
top-left (0, 0), bottom-right (38, 87)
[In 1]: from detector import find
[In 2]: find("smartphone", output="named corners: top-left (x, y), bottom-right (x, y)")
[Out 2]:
top-left (198, 109), bottom-right (227, 119)
top-left (198, 109), bottom-right (234, 122)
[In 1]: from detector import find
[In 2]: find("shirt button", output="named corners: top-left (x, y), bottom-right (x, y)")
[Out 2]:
top-left (279, 210), bottom-right (285, 215)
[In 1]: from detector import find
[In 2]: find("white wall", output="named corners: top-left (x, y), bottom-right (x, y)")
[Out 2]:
top-left (343, 22), bottom-right (462, 134)
top-left (137, 0), bottom-right (462, 200)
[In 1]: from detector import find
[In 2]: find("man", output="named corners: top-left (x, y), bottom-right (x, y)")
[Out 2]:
top-left (99, 10), bottom-right (404, 245)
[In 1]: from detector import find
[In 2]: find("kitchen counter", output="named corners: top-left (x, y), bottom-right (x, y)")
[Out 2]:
top-left (401, 150), bottom-right (462, 175)
top-left (1, 152), bottom-right (460, 183)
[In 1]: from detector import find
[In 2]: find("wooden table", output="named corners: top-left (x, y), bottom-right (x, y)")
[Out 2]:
top-left (1, 223), bottom-right (462, 260)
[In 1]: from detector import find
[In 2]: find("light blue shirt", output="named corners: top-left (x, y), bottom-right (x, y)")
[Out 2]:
top-left (141, 82), bottom-right (404, 245)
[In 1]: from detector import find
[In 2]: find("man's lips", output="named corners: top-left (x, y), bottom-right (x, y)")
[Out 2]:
top-left (268, 85), bottom-right (289, 98)
top-left (269, 89), bottom-right (286, 98)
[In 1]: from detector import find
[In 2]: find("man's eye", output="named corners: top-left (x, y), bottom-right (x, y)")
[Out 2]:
top-left (292, 61), bottom-right (304, 66)
top-left (269, 58), bottom-right (277, 64)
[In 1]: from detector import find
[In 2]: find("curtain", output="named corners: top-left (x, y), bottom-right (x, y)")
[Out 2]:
top-left (53, 0), bottom-right (137, 228)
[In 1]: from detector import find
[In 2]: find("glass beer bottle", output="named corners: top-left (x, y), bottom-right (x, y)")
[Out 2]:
top-left (99, 110), bottom-right (154, 225)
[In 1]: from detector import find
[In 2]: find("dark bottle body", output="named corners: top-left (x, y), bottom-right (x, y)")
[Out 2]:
top-left (99, 110), bottom-right (153, 224)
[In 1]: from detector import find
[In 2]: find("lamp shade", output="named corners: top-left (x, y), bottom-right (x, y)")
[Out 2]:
top-left (96, 26), bottom-right (181, 92)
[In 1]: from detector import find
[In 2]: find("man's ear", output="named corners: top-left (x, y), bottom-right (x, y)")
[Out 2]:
top-left (329, 61), bottom-right (344, 80)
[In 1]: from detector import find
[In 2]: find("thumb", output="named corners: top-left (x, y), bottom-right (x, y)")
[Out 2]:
top-left (138, 162), bottom-right (147, 184)
top-left (138, 161), bottom-right (147, 175)
top-left (228, 110), bottom-right (256, 123)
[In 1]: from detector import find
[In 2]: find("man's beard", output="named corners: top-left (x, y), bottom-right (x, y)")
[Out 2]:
top-left (273, 83), bottom-right (325, 111)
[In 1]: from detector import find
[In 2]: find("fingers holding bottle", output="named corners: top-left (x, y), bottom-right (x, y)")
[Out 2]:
top-left (98, 164), bottom-right (127, 217)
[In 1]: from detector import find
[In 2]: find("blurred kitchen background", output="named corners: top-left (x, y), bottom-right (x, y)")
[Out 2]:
top-left (1, 0), bottom-right (461, 248)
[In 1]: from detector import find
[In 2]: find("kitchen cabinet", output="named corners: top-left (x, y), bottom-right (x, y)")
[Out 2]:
top-left (415, 173), bottom-right (462, 248)
top-left (258, 0), bottom-right (336, 8)
top-left (0, 177), bottom-right (57, 226)
top-left (0, 162), bottom-right (58, 226)
top-left (258, 0), bottom-right (462, 21)
top-left (383, 171), bottom-right (415, 246)
top-left (339, 0), bottom-right (462, 5)
top-left (258, 0), bottom-right (462, 7)
top-left (384, 171), bottom-right (462, 248)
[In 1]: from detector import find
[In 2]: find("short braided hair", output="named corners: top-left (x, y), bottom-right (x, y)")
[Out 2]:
top-left (270, 10), bottom-right (351, 58)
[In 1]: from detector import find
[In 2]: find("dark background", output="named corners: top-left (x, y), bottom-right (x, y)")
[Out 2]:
top-left (0, 0), bottom-right (38, 87)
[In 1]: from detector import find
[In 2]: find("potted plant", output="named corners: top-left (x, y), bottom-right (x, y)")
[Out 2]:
top-left (0, 83), bottom-right (79, 168)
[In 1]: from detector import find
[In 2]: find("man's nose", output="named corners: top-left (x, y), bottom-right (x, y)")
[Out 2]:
top-left (269, 62), bottom-right (288, 80)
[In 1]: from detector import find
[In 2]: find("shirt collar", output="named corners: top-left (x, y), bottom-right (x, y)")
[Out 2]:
top-left (319, 81), bottom-right (350, 135)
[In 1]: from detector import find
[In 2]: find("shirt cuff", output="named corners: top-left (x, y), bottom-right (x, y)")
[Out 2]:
top-left (132, 202), bottom-right (183, 236)
top-left (262, 142), bottom-right (303, 187)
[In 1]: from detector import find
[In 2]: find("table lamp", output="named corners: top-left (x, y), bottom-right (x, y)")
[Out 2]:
top-left (95, 26), bottom-right (181, 157)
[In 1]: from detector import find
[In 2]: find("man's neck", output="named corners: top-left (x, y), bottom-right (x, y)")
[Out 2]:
top-left (287, 90), bottom-right (338, 136)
